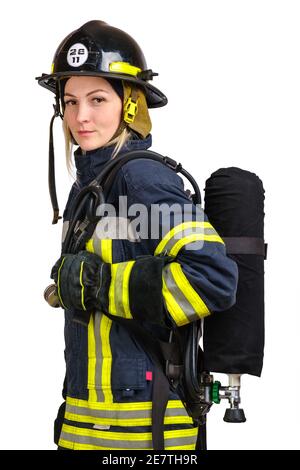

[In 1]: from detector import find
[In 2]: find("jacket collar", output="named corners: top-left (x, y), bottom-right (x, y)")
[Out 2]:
top-left (74, 133), bottom-right (152, 187)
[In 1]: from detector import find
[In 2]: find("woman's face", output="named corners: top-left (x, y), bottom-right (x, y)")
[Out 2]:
top-left (63, 76), bottom-right (123, 151)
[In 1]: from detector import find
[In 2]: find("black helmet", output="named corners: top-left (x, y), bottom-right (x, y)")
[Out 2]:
top-left (36, 20), bottom-right (167, 108)
top-left (36, 20), bottom-right (167, 225)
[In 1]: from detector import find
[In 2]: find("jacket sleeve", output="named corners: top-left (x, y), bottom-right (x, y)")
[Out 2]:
top-left (158, 230), bottom-right (238, 326)
top-left (87, 160), bottom-right (238, 327)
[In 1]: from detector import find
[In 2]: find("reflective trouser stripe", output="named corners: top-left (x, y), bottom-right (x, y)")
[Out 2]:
top-left (88, 312), bottom-right (113, 402)
top-left (109, 261), bottom-right (135, 318)
top-left (64, 397), bottom-right (193, 427)
top-left (163, 262), bottom-right (210, 326)
top-left (59, 424), bottom-right (198, 450)
top-left (87, 314), bottom-right (98, 402)
top-left (86, 238), bottom-right (113, 402)
top-left (155, 221), bottom-right (224, 256)
top-left (100, 314), bottom-right (113, 402)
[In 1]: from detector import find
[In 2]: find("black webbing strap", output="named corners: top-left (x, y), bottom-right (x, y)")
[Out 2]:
top-left (151, 364), bottom-right (170, 450)
top-left (223, 237), bottom-right (267, 259)
top-left (49, 110), bottom-right (61, 224)
top-left (48, 91), bottom-right (63, 225)
top-left (196, 419), bottom-right (207, 450)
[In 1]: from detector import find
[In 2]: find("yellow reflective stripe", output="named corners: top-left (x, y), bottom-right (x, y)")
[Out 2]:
top-left (170, 263), bottom-right (210, 320)
top-left (86, 233), bottom-right (112, 262)
top-left (87, 315), bottom-right (97, 402)
top-left (65, 396), bottom-right (193, 425)
top-left (167, 444), bottom-right (196, 450)
top-left (100, 315), bottom-right (113, 402)
top-left (169, 233), bottom-right (224, 256)
top-left (86, 235), bottom-right (103, 258)
top-left (109, 264), bottom-right (118, 315)
top-left (93, 314), bottom-right (104, 401)
top-left (88, 314), bottom-right (113, 402)
top-left (79, 261), bottom-right (87, 311)
top-left (162, 276), bottom-right (189, 326)
top-left (162, 263), bottom-right (210, 326)
top-left (64, 411), bottom-right (191, 427)
top-left (156, 221), bottom-right (211, 255)
top-left (57, 257), bottom-right (67, 309)
top-left (85, 238), bottom-right (94, 253)
top-left (122, 261), bottom-right (135, 318)
top-left (61, 423), bottom-right (197, 441)
top-left (155, 221), bottom-right (215, 255)
top-left (108, 261), bottom-right (135, 319)
top-left (66, 396), bottom-right (186, 410)
top-left (101, 239), bottom-right (112, 263)
top-left (59, 424), bottom-right (198, 450)
top-left (109, 61), bottom-right (142, 76)
top-left (59, 440), bottom-right (196, 451)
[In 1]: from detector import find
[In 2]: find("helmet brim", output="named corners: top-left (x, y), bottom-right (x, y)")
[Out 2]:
top-left (36, 71), bottom-right (167, 108)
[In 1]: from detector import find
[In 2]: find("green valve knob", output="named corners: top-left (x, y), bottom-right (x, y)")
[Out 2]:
top-left (212, 381), bottom-right (221, 404)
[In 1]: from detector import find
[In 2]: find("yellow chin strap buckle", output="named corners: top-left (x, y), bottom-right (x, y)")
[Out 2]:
top-left (124, 97), bottom-right (138, 123)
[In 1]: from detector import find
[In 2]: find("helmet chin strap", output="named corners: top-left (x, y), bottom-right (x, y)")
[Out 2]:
top-left (48, 91), bottom-right (63, 224)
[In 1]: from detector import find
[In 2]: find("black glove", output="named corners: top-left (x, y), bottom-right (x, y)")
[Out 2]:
top-left (50, 250), bottom-right (111, 312)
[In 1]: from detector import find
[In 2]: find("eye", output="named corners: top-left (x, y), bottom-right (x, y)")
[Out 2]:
top-left (92, 97), bottom-right (105, 104)
top-left (64, 99), bottom-right (77, 106)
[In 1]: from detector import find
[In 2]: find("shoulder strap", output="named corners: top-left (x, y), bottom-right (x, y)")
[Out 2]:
top-left (96, 149), bottom-right (201, 205)
top-left (63, 150), bottom-right (201, 253)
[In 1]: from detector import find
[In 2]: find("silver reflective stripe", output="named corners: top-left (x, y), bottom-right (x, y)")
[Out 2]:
top-left (109, 261), bottom-right (134, 319)
top-left (163, 264), bottom-right (200, 324)
top-left (60, 426), bottom-right (198, 449)
top-left (87, 235), bottom-right (102, 257)
top-left (60, 430), bottom-right (152, 448)
top-left (61, 221), bottom-right (69, 243)
top-left (94, 313), bottom-right (105, 401)
top-left (113, 262), bottom-right (129, 317)
top-left (65, 403), bottom-right (189, 420)
top-left (88, 312), bottom-right (113, 402)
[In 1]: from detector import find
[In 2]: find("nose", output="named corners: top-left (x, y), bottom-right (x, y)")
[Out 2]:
top-left (76, 101), bottom-right (91, 124)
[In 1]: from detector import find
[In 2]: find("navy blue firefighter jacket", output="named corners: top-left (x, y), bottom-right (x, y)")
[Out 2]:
top-left (56, 133), bottom-right (238, 450)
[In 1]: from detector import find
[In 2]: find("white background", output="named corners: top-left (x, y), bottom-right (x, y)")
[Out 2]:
top-left (0, 0), bottom-right (299, 450)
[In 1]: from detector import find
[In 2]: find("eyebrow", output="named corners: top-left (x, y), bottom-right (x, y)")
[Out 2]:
top-left (64, 88), bottom-right (109, 97)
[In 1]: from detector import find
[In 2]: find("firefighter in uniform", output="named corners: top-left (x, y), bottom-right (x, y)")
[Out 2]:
top-left (37, 20), bottom-right (238, 450)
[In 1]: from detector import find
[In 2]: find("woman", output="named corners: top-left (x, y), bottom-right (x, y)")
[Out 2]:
top-left (37, 20), bottom-right (238, 450)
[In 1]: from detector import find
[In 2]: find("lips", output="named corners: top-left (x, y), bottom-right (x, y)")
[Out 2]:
top-left (78, 130), bottom-right (95, 135)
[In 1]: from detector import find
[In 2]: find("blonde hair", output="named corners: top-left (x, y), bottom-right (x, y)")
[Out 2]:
top-left (63, 119), bottom-right (131, 177)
